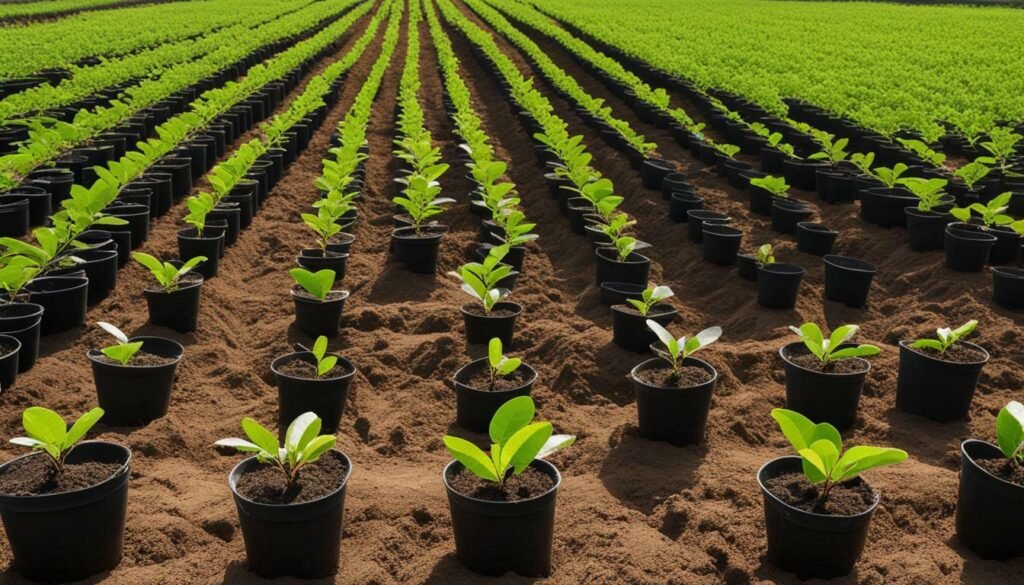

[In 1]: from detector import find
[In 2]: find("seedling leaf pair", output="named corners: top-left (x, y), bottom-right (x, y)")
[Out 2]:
top-left (910, 320), bottom-right (977, 353)
top-left (487, 337), bottom-right (521, 388)
top-left (96, 322), bottom-right (143, 365)
top-left (626, 284), bottom-right (673, 316)
top-left (215, 412), bottom-right (336, 487)
top-left (133, 252), bottom-right (206, 292)
top-left (312, 336), bottom-right (338, 377)
top-left (291, 268), bottom-right (337, 301)
top-left (788, 323), bottom-right (879, 366)
top-left (10, 407), bottom-right (105, 473)
top-left (647, 321), bottom-right (721, 380)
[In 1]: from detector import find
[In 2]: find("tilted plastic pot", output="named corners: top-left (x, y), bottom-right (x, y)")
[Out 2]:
top-left (955, 440), bottom-right (1024, 560)
top-left (88, 337), bottom-right (184, 426)
top-left (895, 340), bottom-right (988, 422)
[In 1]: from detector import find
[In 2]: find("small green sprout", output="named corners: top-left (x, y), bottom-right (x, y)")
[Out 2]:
top-left (757, 243), bottom-right (775, 264)
top-left (10, 407), bottom-right (105, 473)
top-left (626, 284), bottom-right (674, 316)
top-left (215, 412), bottom-right (336, 488)
top-left (647, 320), bottom-right (722, 381)
top-left (788, 323), bottom-right (879, 368)
top-left (996, 401), bottom-right (1024, 466)
top-left (910, 320), bottom-right (977, 354)
top-left (311, 336), bottom-right (338, 377)
top-left (290, 268), bottom-right (337, 301)
top-left (132, 252), bottom-right (207, 292)
top-left (96, 322), bottom-right (143, 366)
top-left (487, 337), bottom-right (521, 388)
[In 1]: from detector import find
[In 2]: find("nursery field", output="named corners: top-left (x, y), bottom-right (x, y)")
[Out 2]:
top-left (0, 0), bottom-right (1021, 584)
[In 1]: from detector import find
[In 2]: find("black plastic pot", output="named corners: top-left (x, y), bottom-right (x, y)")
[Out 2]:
top-left (823, 255), bottom-right (875, 309)
top-left (860, 188), bottom-right (917, 228)
top-left (272, 352), bottom-right (355, 436)
top-left (296, 249), bottom-right (349, 281)
top-left (453, 358), bottom-right (538, 432)
top-left (748, 188), bottom-right (777, 216)
top-left (25, 276), bottom-right (88, 334)
top-left (0, 197), bottom-right (30, 237)
top-left (1, 313), bottom-right (40, 373)
top-left (795, 222), bottom-right (837, 256)
top-left (780, 342), bottom-right (868, 430)
top-left (208, 206), bottom-right (240, 247)
top-left (989, 225), bottom-right (1022, 265)
top-left (461, 302), bottom-right (522, 346)
top-left (758, 456), bottom-right (878, 579)
top-left (945, 225), bottom-right (995, 272)
top-left (443, 458), bottom-right (560, 577)
top-left (594, 248), bottom-right (650, 286)
top-left (292, 287), bottom-right (349, 338)
top-left (669, 192), bottom-right (703, 223)
top-left (757, 263), bottom-right (804, 309)
top-left (736, 254), bottom-right (760, 281)
top-left (229, 451), bottom-right (351, 579)
top-left (104, 203), bottom-right (149, 249)
top-left (993, 266), bottom-right (1024, 310)
top-left (612, 305), bottom-right (677, 353)
top-left (905, 208), bottom-right (950, 252)
top-left (567, 198), bottom-right (595, 235)
top-left (0, 333), bottom-right (20, 389)
top-left (686, 209), bottom-right (730, 243)
top-left (392, 226), bottom-right (447, 274)
top-left (895, 340), bottom-right (988, 422)
top-left (956, 439), bottom-right (1024, 560)
top-left (144, 276), bottom-right (203, 333)
top-left (640, 158), bottom-right (675, 190)
top-left (771, 199), bottom-right (813, 235)
top-left (0, 441), bottom-right (131, 582)
top-left (631, 357), bottom-right (717, 446)
top-left (88, 337), bottom-right (183, 426)
top-left (1, 188), bottom-right (50, 227)
top-left (701, 224), bottom-right (743, 266)
top-left (661, 172), bottom-right (691, 200)
top-left (782, 159), bottom-right (828, 191)
top-left (50, 248), bottom-right (119, 305)
top-left (599, 281), bottom-right (646, 306)
top-left (177, 228), bottom-right (223, 279)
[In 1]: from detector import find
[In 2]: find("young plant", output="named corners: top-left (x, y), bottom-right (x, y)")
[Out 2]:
top-left (214, 412), bottom-right (335, 488)
top-left (393, 171), bottom-right (454, 234)
top-left (302, 207), bottom-right (343, 253)
top-left (767, 132), bottom-right (798, 159)
top-left (899, 177), bottom-right (949, 212)
top-left (950, 192), bottom-right (1024, 233)
top-left (647, 320), bottom-right (722, 382)
top-left (771, 408), bottom-right (907, 500)
top-left (954, 160), bottom-right (992, 190)
top-left (750, 175), bottom-right (789, 198)
top-left (872, 163), bottom-right (909, 189)
top-left (714, 143), bottom-right (741, 159)
top-left (626, 284), bottom-right (674, 316)
top-left (96, 322), bottom-right (142, 365)
top-left (897, 138), bottom-right (946, 168)
top-left (850, 152), bottom-right (875, 176)
top-left (808, 133), bottom-right (849, 165)
top-left (612, 234), bottom-right (639, 262)
top-left (494, 209), bottom-right (538, 247)
top-left (132, 252), bottom-right (207, 292)
top-left (184, 192), bottom-right (217, 236)
top-left (448, 245), bottom-right (514, 313)
top-left (9, 406), bottom-right (105, 473)
top-left (311, 335), bottom-right (338, 377)
top-left (486, 337), bottom-right (521, 389)
top-left (290, 268), bottom-right (337, 301)
top-left (788, 323), bottom-right (880, 368)
top-left (910, 320), bottom-right (978, 354)
top-left (442, 396), bottom-right (574, 488)
top-left (757, 243), bottom-right (775, 264)
top-left (996, 401), bottom-right (1024, 466)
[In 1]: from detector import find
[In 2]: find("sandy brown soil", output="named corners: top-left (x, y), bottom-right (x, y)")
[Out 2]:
top-left (0, 1), bottom-right (1021, 584)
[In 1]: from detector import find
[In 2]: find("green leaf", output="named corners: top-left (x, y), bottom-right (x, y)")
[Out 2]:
top-left (833, 445), bottom-right (908, 482)
top-left (23, 407), bottom-right (66, 446)
top-left (910, 339), bottom-right (944, 351)
top-left (313, 336), bottom-right (328, 361)
top-left (291, 268), bottom-right (335, 300)
top-left (62, 407), bottom-right (104, 450)
top-left (501, 421), bottom-right (553, 475)
top-left (996, 401), bottom-right (1024, 460)
top-left (285, 412), bottom-right (321, 453)
top-left (318, 355), bottom-right (338, 376)
top-left (489, 395), bottom-right (535, 444)
top-left (537, 434), bottom-right (576, 459)
top-left (443, 435), bottom-right (498, 482)
top-left (830, 345), bottom-right (880, 360)
top-left (299, 435), bottom-right (335, 464)
top-left (488, 337), bottom-right (503, 369)
top-left (241, 418), bottom-right (279, 457)
top-left (771, 408), bottom-right (841, 452)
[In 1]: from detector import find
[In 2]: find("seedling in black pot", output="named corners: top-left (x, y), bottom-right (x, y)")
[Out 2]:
top-left (450, 246), bottom-right (522, 345)
top-left (290, 267), bottom-right (348, 338)
top-left (134, 252), bottom-right (206, 333)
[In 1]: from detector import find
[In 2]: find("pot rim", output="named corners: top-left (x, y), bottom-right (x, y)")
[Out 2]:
top-left (0, 441), bottom-right (131, 501)
top-left (758, 262), bottom-right (805, 276)
top-left (960, 439), bottom-right (1024, 491)
top-left (228, 449), bottom-right (352, 509)
top-left (823, 254), bottom-right (876, 274)
top-left (897, 340), bottom-right (990, 366)
top-left (290, 286), bottom-right (350, 303)
top-left (86, 336), bottom-right (184, 369)
top-left (757, 455), bottom-right (880, 519)
top-left (992, 265), bottom-right (1024, 279)
top-left (144, 274), bottom-right (204, 295)
top-left (452, 356), bottom-right (538, 393)
top-left (271, 352), bottom-right (356, 382)
top-left (779, 342), bottom-right (870, 377)
top-left (611, 303), bottom-right (677, 319)
top-left (797, 221), bottom-right (837, 234)
top-left (594, 247), bottom-right (650, 265)
top-left (391, 224), bottom-right (449, 239)
top-left (629, 356), bottom-right (718, 390)
top-left (460, 301), bottom-right (523, 319)
top-left (442, 458), bottom-right (561, 505)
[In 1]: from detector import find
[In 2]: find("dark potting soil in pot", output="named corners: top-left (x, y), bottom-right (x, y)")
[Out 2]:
top-left (91, 350), bottom-right (177, 367)
top-left (763, 472), bottom-right (877, 515)
top-left (787, 352), bottom-right (868, 375)
top-left (448, 466), bottom-right (553, 502)
top-left (908, 342), bottom-right (987, 364)
top-left (610, 304), bottom-right (674, 319)
top-left (974, 458), bottom-right (1024, 487)
top-left (292, 289), bottom-right (349, 302)
top-left (0, 340), bottom-right (16, 358)
top-left (633, 364), bottom-right (714, 388)
top-left (234, 450), bottom-right (348, 505)
top-left (276, 357), bottom-right (352, 380)
top-left (464, 367), bottom-right (532, 392)
top-left (0, 453), bottom-right (121, 496)
top-left (462, 305), bottom-right (518, 318)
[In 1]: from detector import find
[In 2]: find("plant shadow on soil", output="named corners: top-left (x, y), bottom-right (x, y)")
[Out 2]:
top-left (599, 424), bottom-right (705, 515)
top-left (423, 554), bottom-right (542, 584)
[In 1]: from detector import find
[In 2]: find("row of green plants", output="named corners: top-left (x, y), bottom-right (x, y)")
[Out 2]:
top-left (0, 0), bottom-right (363, 189)
top-left (0, 0), bottom-right (131, 20)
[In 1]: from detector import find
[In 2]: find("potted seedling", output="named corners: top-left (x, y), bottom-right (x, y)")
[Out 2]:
top-left (595, 234), bottom-right (651, 287)
top-left (449, 246), bottom-right (522, 346)
top-left (133, 252), bottom-right (206, 333)
top-left (949, 160), bottom-right (991, 205)
top-left (0, 406), bottom-right (130, 582)
top-left (759, 409), bottom-right (907, 579)
top-left (216, 412), bottom-right (351, 579)
top-left (860, 163), bottom-right (917, 228)
top-left (290, 268), bottom-right (349, 338)
top-left (611, 284), bottom-right (678, 352)
top-left (453, 337), bottom-right (538, 432)
top-left (271, 336), bottom-right (356, 436)
top-left (737, 243), bottom-right (773, 281)
top-left (298, 202), bottom-right (351, 277)
top-left (902, 177), bottom-right (954, 251)
top-left (956, 401), bottom-right (1024, 559)
top-left (442, 396), bottom-right (575, 577)
top-left (177, 193), bottom-right (223, 279)
top-left (950, 193), bottom-right (1024, 267)
top-left (748, 175), bottom-right (789, 216)
top-left (391, 167), bottom-right (454, 274)
top-left (631, 321), bottom-right (721, 446)
top-left (781, 323), bottom-right (879, 430)
top-left (896, 320), bottom-right (989, 422)
top-left (88, 322), bottom-right (184, 426)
